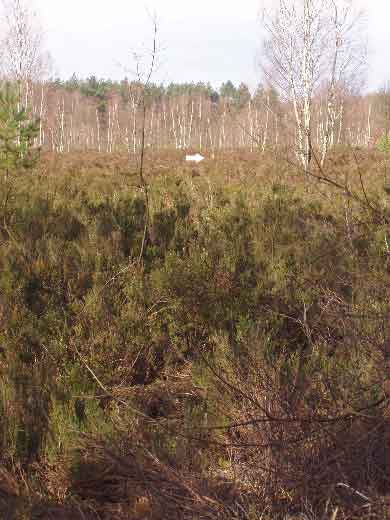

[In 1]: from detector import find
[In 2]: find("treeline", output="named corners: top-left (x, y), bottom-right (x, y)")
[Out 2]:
top-left (19, 76), bottom-right (389, 154)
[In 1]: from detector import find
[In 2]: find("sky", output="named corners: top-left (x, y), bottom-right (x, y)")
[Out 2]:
top-left (34, 0), bottom-right (390, 92)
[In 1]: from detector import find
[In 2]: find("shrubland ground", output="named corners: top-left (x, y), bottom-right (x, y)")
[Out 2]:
top-left (0, 149), bottom-right (389, 519)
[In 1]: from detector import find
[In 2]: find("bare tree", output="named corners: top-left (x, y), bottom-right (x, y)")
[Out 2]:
top-left (125, 12), bottom-right (161, 263)
top-left (261, 0), bottom-right (367, 170)
top-left (1, 0), bottom-right (51, 83)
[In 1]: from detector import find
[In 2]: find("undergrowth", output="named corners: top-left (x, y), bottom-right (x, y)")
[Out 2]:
top-left (0, 150), bottom-right (389, 519)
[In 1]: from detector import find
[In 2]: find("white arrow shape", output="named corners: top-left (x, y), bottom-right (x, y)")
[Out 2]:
top-left (185, 153), bottom-right (205, 163)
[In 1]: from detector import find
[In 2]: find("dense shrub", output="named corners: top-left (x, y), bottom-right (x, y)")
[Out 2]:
top-left (0, 151), bottom-right (389, 518)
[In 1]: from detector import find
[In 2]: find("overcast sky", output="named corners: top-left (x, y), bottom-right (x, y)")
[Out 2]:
top-left (34, 0), bottom-right (389, 92)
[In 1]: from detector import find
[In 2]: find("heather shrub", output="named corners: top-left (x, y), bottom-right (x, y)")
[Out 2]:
top-left (0, 151), bottom-right (389, 518)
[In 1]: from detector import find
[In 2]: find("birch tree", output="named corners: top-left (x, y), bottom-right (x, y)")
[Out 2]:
top-left (1, 0), bottom-right (51, 82)
top-left (1, 0), bottom-right (51, 148)
top-left (261, 0), bottom-right (366, 170)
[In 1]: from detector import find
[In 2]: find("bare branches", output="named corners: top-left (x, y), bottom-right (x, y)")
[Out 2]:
top-left (0, 0), bottom-right (51, 82)
top-left (128, 13), bottom-right (161, 264)
top-left (260, 0), bottom-right (367, 169)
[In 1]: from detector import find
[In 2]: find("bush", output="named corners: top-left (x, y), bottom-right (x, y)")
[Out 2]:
top-left (0, 150), bottom-right (389, 518)
top-left (377, 134), bottom-right (390, 153)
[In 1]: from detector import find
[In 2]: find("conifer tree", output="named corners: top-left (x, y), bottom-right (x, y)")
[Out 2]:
top-left (0, 82), bottom-right (39, 178)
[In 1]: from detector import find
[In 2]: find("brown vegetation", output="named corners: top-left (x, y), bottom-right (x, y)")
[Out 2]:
top-left (0, 148), bottom-right (389, 519)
